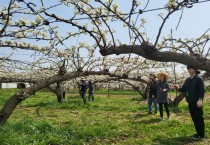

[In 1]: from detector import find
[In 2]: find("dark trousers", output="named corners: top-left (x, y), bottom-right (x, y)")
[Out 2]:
top-left (81, 92), bottom-right (86, 104)
top-left (88, 91), bottom-right (94, 101)
top-left (63, 91), bottom-right (66, 99)
top-left (159, 103), bottom-right (170, 118)
top-left (188, 102), bottom-right (205, 138)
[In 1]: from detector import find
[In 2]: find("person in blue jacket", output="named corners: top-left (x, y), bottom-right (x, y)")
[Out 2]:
top-left (174, 65), bottom-right (205, 139)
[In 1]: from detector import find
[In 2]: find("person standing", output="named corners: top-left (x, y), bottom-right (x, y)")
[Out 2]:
top-left (174, 65), bottom-right (205, 139)
top-left (157, 72), bottom-right (170, 120)
top-left (80, 78), bottom-right (87, 104)
top-left (88, 80), bottom-right (94, 101)
top-left (148, 72), bottom-right (158, 114)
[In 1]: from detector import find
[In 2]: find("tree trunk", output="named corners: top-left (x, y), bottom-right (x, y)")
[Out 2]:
top-left (142, 85), bottom-right (149, 100)
top-left (56, 94), bottom-right (63, 103)
top-left (137, 83), bottom-right (149, 100)
top-left (0, 93), bottom-right (22, 124)
top-left (48, 83), bottom-right (65, 103)
top-left (168, 93), bottom-right (185, 107)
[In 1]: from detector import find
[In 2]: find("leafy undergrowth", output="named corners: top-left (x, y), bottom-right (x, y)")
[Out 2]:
top-left (0, 90), bottom-right (210, 145)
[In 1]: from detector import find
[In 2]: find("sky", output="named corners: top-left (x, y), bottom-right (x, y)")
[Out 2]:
top-left (1, 0), bottom-right (210, 67)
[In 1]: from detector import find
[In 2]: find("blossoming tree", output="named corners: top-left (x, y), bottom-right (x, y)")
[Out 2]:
top-left (1, 0), bottom-right (209, 124)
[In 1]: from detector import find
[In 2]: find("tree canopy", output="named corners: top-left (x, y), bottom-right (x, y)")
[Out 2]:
top-left (1, 0), bottom-right (210, 124)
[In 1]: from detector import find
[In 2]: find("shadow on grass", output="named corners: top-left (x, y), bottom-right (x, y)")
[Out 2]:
top-left (67, 98), bottom-right (83, 105)
top-left (153, 136), bottom-right (203, 145)
top-left (135, 118), bottom-right (161, 124)
top-left (130, 97), bottom-right (145, 102)
top-left (91, 104), bottom-right (120, 111)
top-left (130, 112), bottom-right (150, 119)
top-left (169, 106), bottom-right (183, 114)
top-left (20, 101), bottom-right (56, 107)
top-left (36, 102), bottom-right (55, 107)
top-left (21, 95), bottom-right (83, 108)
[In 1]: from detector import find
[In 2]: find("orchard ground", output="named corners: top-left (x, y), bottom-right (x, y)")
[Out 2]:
top-left (0, 89), bottom-right (210, 145)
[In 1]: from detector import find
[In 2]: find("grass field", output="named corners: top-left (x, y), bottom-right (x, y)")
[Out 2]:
top-left (0, 89), bottom-right (210, 145)
top-left (69, 89), bottom-right (141, 95)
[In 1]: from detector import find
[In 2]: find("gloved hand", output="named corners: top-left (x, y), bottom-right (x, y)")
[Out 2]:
top-left (196, 98), bottom-right (203, 108)
top-left (163, 89), bottom-right (167, 92)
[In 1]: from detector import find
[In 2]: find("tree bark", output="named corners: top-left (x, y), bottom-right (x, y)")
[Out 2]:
top-left (48, 83), bottom-right (65, 103)
top-left (168, 93), bottom-right (185, 107)
top-left (100, 44), bottom-right (210, 73)
top-left (142, 83), bottom-right (149, 100)
top-left (0, 94), bottom-right (22, 124)
top-left (0, 77), bottom-right (37, 83)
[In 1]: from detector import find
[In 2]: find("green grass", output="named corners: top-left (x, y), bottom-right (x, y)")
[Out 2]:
top-left (0, 89), bottom-right (210, 144)
top-left (68, 89), bottom-right (141, 96)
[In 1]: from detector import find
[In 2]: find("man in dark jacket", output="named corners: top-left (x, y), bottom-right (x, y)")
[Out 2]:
top-left (88, 80), bottom-right (94, 101)
top-left (175, 65), bottom-right (205, 139)
top-left (148, 72), bottom-right (158, 114)
top-left (80, 78), bottom-right (87, 104)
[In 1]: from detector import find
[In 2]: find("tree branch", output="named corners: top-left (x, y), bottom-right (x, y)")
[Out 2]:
top-left (100, 44), bottom-right (210, 72)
